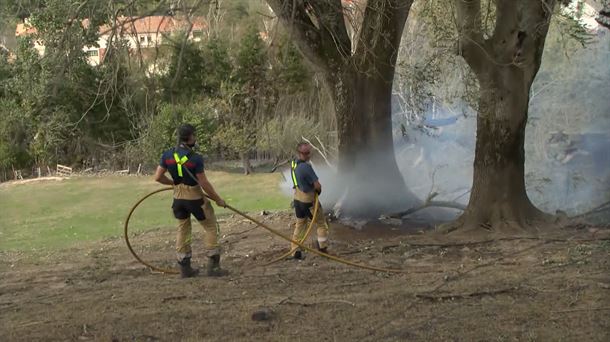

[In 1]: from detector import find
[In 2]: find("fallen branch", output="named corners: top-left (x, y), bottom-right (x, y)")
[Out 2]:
top-left (270, 159), bottom-right (289, 173)
top-left (18, 321), bottom-right (46, 328)
top-left (277, 297), bottom-right (355, 307)
top-left (416, 286), bottom-right (518, 301)
top-left (569, 201), bottom-right (610, 220)
top-left (222, 226), bottom-right (258, 239)
top-left (551, 307), bottom-right (610, 314)
top-left (381, 236), bottom-right (610, 250)
top-left (390, 192), bottom-right (466, 218)
top-left (337, 249), bottom-right (364, 256)
top-left (161, 295), bottom-right (187, 302)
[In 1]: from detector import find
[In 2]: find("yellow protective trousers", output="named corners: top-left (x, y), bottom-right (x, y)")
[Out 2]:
top-left (292, 189), bottom-right (329, 251)
top-left (173, 184), bottom-right (220, 260)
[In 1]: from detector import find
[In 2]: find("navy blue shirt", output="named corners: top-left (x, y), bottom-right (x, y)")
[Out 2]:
top-left (159, 147), bottom-right (204, 186)
top-left (294, 160), bottom-right (318, 193)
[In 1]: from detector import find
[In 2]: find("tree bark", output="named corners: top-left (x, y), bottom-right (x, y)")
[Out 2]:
top-left (458, 69), bottom-right (549, 230)
top-left (326, 66), bottom-right (416, 217)
top-left (451, 0), bottom-right (557, 232)
top-left (241, 152), bottom-right (253, 175)
top-left (267, 0), bottom-right (417, 218)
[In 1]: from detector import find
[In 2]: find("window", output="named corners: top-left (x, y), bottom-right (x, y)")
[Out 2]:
top-left (147, 35), bottom-right (152, 43)
top-left (140, 36), bottom-right (146, 43)
top-left (86, 50), bottom-right (98, 57)
top-left (192, 30), bottom-right (203, 38)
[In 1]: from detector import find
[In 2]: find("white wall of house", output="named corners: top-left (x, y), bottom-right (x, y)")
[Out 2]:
top-left (23, 24), bottom-right (204, 66)
top-left (97, 31), bottom-right (165, 50)
top-left (84, 48), bottom-right (100, 65)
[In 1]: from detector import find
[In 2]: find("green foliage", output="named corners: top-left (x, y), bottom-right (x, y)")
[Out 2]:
top-left (164, 36), bottom-right (234, 102)
top-left (256, 114), bottom-right (324, 160)
top-left (234, 26), bottom-right (267, 86)
top-left (212, 123), bottom-right (252, 159)
top-left (553, 9), bottom-right (596, 49)
top-left (163, 39), bottom-right (207, 102)
top-left (210, 26), bottom-right (269, 159)
top-left (8, 37), bottom-right (44, 105)
top-left (395, 0), bottom-right (598, 128)
top-left (0, 0), bottom-right (148, 168)
top-left (29, 107), bottom-right (72, 164)
top-left (0, 0), bottom-right (45, 21)
top-left (0, 55), bottom-right (11, 98)
top-left (202, 37), bottom-right (232, 97)
top-left (0, 0), bottom-right (319, 176)
top-left (137, 101), bottom-right (219, 165)
top-left (0, 98), bottom-right (32, 169)
top-left (28, 0), bottom-right (105, 56)
top-left (559, 0), bottom-right (601, 45)
top-left (270, 38), bottom-right (310, 93)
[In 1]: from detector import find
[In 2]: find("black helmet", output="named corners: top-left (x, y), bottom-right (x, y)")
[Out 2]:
top-left (177, 124), bottom-right (196, 143)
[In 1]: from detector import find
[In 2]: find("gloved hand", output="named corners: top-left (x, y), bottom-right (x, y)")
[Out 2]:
top-left (215, 198), bottom-right (227, 208)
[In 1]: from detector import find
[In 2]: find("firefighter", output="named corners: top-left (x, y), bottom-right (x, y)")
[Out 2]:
top-left (290, 142), bottom-right (329, 259)
top-left (153, 124), bottom-right (227, 278)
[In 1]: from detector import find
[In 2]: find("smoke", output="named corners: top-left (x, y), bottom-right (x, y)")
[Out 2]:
top-left (394, 105), bottom-right (476, 221)
top-left (279, 151), bottom-right (422, 221)
top-left (525, 30), bottom-right (610, 216)
top-left (278, 30), bottom-right (610, 223)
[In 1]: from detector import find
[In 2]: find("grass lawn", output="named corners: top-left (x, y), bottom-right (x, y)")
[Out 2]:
top-left (0, 172), bottom-right (290, 251)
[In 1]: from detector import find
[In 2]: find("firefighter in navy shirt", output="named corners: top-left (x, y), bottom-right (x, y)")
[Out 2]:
top-left (154, 124), bottom-right (227, 278)
top-left (290, 142), bottom-right (329, 259)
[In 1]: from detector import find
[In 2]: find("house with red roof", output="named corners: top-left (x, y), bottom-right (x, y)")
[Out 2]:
top-left (16, 15), bottom-right (207, 66)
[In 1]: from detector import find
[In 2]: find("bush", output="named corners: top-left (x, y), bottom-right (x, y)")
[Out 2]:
top-left (131, 101), bottom-right (220, 168)
top-left (256, 113), bottom-right (326, 160)
top-left (0, 98), bottom-right (33, 170)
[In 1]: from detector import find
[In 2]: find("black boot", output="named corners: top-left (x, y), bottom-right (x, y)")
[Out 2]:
top-left (178, 257), bottom-right (199, 278)
top-left (313, 240), bottom-right (328, 254)
top-left (293, 250), bottom-right (303, 260)
top-left (206, 254), bottom-right (227, 277)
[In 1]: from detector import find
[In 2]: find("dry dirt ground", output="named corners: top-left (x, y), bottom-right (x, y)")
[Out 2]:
top-left (1, 213), bottom-right (609, 341)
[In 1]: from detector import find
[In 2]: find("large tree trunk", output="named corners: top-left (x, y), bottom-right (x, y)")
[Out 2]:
top-left (327, 67), bottom-right (417, 218)
top-left (328, 1), bottom-right (417, 218)
top-left (456, 69), bottom-right (549, 231)
top-left (241, 152), bottom-right (253, 175)
top-left (267, 0), bottom-right (416, 219)
top-left (451, 0), bottom-right (557, 232)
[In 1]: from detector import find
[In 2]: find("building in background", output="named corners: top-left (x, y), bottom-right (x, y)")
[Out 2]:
top-left (15, 15), bottom-right (206, 66)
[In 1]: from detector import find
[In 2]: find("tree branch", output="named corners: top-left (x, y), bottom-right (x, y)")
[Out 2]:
top-left (301, 135), bottom-right (336, 171)
top-left (266, 0), bottom-right (329, 72)
top-left (307, 0), bottom-right (352, 64)
top-left (597, 4), bottom-right (610, 29)
top-left (388, 192), bottom-right (467, 219)
top-left (492, 0), bottom-right (556, 83)
top-left (416, 286), bottom-right (519, 301)
top-left (354, 0), bottom-right (413, 76)
top-left (491, 0), bottom-right (519, 44)
top-left (454, 0), bottom-right (488, 73)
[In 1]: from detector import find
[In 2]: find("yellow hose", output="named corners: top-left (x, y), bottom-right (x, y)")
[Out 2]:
top-left (124, 187), bottom-right (410, 274)
top-left (223, 202), bottom-right (409, 273)
top-left (124, 187), bottom-right (178, 274)
top-left (263, 194), bottom-right (321, 265)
